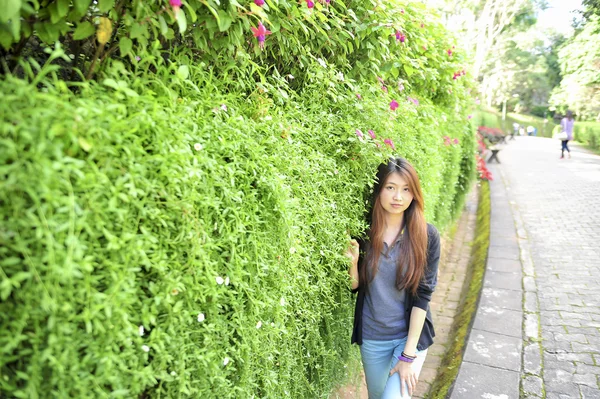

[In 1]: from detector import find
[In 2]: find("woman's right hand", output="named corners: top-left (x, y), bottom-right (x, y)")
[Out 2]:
top-left (345, 239), bottom-right (360, 267)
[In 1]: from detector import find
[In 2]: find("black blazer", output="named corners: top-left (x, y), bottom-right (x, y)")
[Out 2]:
top-left (350, 223), bottom-right (441, 350)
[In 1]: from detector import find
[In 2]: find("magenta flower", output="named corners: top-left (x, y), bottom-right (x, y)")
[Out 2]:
top-left (395, 31), bottom-right (406, 43)
top-left (384, 139), bottom-right (395, 150)
top-left (254, 0), bottom-right (265, 6)
top-left (443, 136), bottom-right (451, 146)
top-left (170, 0), bottom-right (181, 6)
top-left (356, 93), bottom-right (362, 100)
top-left (306, 0), bottom-right (314, 8)
top-left (447, 49), bottom-right (452, 56)
top-left (453, 138), bottom-right (459, 145)
top-left (251, 22), bottom-right (272, 49)
top-left (467, 114), bottom-right (472, 120)
top-left (390, 100), bottom-right (399, 111)
top-left (355, 129), bottom-right (364, 138)
top-left (420, 23), bottom-right (425, 28)
top-left (368, 130), bottom-right (376, 139)
top-left (400, 9), bottom-right (404, 13)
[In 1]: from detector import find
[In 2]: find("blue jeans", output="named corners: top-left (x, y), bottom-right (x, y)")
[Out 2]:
top-left (360, 338), bottom-right (428, 399)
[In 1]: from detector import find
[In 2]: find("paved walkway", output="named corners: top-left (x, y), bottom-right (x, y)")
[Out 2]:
top-left (451, 137), bottom-right (600, 398)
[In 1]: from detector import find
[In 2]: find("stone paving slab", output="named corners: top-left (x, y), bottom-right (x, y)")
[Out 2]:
top-left (483, 270), bottom-right (522, 291)
top-left (486, 257), bottom-right (521, 272)
top-left (451, 361), bottom-right (520, 399)
top-left (463, 328), bottom-right (522, 370)
top-left (479, 287), bottom-right (522, 311)
top-left (472, 305), bottom-right (522, 338)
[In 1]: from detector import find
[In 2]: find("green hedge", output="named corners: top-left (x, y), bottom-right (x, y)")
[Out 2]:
top-left (1, 1), bottom-right (476, 397)
top-left (574, 122), bottom-right (600, 151)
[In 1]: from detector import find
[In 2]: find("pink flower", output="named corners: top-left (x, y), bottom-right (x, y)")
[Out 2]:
top-left (368, 130), bottom-right (376, 139)
top-left (254, 0), bottom-right (265, 5)
top-left (356, 93), bottom-right (362, 100)
top-left (384, 139), bottom-right (395, 150)
top-left (170, 0), bottom-right (181, 13)
top-left (306, 0), bottom-right (314, 8)
top-left (390, 100), bottom-right (399, 111)
top-left (381, 86), bottom-right (388, 93)
top-left (447, 49), bottom-right (452, 56)
top-left (420, 23), bottom-right (425, 28)
top-left (400, 9), bottom-right (404, 13)
top-left (443, 136), bottom-right (451, 146)
top-left (467, 114), bottom-right (472, 120)
top-left (398, 82), bottom-right (405, 92)
top-left (395, 31), bottom-right (406, 43)
top-left (377, 76), bottom-right (385, 84)
top-left (407, 97), bottom-right (419, 106)
top-left (453, 138), bottom-right (459, 145)
top-left (355, 129), bottom-right (364, 138)
top-left (251, 22), bottom-right (272, 49)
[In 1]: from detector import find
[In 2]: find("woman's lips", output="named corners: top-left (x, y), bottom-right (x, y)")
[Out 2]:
top-left (391, 204), bottom-right (403, 208)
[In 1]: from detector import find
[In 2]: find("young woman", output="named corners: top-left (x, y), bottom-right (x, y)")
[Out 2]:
top-left (346, 157), bottom-right (440, 399)
top-left (560, 110), bottom-right (575, 159)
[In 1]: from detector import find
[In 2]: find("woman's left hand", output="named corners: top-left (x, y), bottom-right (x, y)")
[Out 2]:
top-left (390, 359), bottom-right (418, 397)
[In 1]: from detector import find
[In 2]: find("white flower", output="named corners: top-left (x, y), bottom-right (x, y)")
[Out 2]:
top-left (287, 74), bottom-right (295, 80)
top-left (139, 325), bottom-right (145, 336)
top-left (336, 72), bottom-right (344, 81)
top-left (317, 58), bottom-right (327, 68)
top-left (223, 357), bottom-right (230, 366)
top-left (216, 276), bottom-right (224, 285)
top-left (271, 322), bottom-right (275, 327)
top-left (256, 321), bottom-right (262, 329)
top-left (142, 345), bottom-right (150, 352)
top-left (194, 143), bottom-right (203, 151)
top-left (225, 276), bottom-right (230, 286)
top-left (197, 313), bottom-right (205, 322)
top-left (170, 371), bottom-right (177, 376)
top-left (280, 297), bottom-right (286, 306)
top-left (289, 247), bottom-right (296, 254)
top-left (220, 104), bottom-right (228, 111)
top-left (320, 250), bottom-right (325, 256)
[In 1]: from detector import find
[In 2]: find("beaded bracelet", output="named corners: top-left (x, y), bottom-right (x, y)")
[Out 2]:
top-left (397, 354), bottom-right (415, 363)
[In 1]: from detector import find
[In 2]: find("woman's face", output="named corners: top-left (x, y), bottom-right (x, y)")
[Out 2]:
top-left (379, 172), bottom-right (414, 216)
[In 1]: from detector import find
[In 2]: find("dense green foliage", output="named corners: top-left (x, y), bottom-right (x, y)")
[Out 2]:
top-left (550, 16), bottom-right (600, 121)
top-left (1, 1), bottom-right (476, 397)
top-left (573, 122), bottom-right (600, 151)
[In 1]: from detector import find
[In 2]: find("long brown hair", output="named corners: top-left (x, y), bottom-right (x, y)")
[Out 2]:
top-left (359, 158), bottom-right (428, 295)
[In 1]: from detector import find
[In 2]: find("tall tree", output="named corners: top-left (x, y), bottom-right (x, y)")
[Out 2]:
top-left (550, 16), bottom-right (600, 120)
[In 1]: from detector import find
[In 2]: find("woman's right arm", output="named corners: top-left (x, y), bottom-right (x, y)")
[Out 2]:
top-left (346, 239), bottom-right (360, 290)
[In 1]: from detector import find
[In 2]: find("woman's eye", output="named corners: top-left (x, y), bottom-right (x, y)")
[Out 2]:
top-left (386, 186), bottom-right (394, 190)
top-left (404, 188), bottom-right (410, 192)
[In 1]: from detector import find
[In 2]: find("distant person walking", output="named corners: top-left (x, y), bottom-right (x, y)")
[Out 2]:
top-left (560, 111), bottom-right (575, 159)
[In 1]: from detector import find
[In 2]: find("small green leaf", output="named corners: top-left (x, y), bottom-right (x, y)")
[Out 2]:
top-left (119, 36), bottom-right (132, 56)
top-left (177, 65), bottom-right (189, 80)
top-left (78, 137), bottom-right (92, 152)
top-left (217, 10), bottom-right (232, 32)
top-left (57, 0), bottom-right (69, 17)
top-left (72, 21), bottom-right (95, 40)
top-left (158, 15), bottom-right (168, 36)
top-left (176, 8), bottom-right (187, 33)
top-left (0, 0), bottom-right (21, 24)
top-left (74, 0), bottom-right (91, 15)
top-left (404, 64), bottom-right (415, 76)
top-left (98, 0), bottom-right (115, 12)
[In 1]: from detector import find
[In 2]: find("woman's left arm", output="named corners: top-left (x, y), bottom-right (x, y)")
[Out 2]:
top-left (389, 225), bottom-right (441, 396)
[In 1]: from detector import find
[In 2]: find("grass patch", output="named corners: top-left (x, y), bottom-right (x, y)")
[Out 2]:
top-left (426, 181), bottom-right (491, 399)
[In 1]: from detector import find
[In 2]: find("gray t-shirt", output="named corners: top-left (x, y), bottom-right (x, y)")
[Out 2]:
top-left (362, 237), bottom-right (408, 340)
